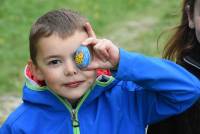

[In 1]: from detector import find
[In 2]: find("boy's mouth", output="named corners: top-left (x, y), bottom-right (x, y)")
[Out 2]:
top-left (64, 81), bottom-right (84, 88)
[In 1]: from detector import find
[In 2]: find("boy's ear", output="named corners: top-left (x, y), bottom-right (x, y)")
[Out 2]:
top-left (186, 5), bottom-right (195, 29)
top-left (28, 60), bottom-right (44, 81)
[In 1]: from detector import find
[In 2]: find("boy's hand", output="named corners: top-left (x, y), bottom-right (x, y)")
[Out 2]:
top-left (84, 22), bottom-right (96, 38)
top-left (82, 38), bottom-right (119, 70)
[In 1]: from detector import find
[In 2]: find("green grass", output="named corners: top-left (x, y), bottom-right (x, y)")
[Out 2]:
top-left (0, 0), bottom-right (181, 94)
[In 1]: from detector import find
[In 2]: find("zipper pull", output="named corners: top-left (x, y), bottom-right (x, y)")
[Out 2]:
top-left (71, 109), bottom-right (79, 127)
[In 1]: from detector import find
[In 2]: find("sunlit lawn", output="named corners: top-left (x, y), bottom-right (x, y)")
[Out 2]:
top-left (0, 0), bottom-right (180, 94)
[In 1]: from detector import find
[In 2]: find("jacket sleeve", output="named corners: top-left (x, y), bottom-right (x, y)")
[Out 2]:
top-left (0, 123), bottom-right (13, 134)
top-left (113, 49), bottom-right (200, 125)
top-left (0, 104), bottom-right (27, 134)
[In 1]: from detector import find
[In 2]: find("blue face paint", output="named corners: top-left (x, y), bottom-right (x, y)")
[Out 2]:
top-left (74, 45), bottom-right (91, 68)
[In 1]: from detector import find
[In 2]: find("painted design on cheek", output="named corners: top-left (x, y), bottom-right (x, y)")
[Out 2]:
top-left (74, 45), bottom-right (91, 68)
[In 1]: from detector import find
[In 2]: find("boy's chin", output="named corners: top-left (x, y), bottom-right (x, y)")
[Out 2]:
top-left (62, 91), bottom-right (86, 102)
top-left (65, 96), bottom-right (83, 104)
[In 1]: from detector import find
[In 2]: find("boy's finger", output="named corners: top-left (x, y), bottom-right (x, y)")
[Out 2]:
top-left (81, 62), bottom-right (99, 71)
top-left (93, 42), bottom-right (109, 62)
top-left (82, 38), bottom-right (99, 46)
top-left (84, 22), bottom-right (96, 38)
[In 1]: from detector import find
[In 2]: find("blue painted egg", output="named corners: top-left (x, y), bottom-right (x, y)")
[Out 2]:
top-left (74, 45), bottom-right (91, 68)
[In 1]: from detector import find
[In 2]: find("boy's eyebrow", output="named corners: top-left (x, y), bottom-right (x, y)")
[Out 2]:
top-left (44, 55), bottom-right (61, 60)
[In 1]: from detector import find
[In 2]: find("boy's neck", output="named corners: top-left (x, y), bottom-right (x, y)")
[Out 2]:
top-left (67, 98), bottom-right (81, 109)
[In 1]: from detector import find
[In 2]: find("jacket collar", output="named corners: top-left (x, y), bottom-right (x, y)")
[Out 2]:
top-left (22, 66), bottom-right (118, 111)
top-left (183, 56), bottom-right (200, 70)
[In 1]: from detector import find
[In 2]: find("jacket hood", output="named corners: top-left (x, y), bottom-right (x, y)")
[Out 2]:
top-left (22, 65), bottom-right (119, 111)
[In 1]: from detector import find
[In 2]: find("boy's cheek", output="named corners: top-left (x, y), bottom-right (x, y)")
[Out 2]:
top-left (82, 70), bottom-right (97, 80)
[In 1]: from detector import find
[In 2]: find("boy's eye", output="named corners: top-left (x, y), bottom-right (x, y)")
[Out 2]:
top-left (48, 60), bottom-right (62, 65)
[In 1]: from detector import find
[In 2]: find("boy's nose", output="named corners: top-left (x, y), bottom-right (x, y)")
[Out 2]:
top-left (64, 60), bottom-right (78, 76)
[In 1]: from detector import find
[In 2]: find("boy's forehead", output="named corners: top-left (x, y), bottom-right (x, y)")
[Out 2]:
top-left (37, 32), bottom-right (88, 54)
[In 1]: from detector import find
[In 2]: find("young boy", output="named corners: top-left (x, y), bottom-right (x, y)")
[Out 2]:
top-left (0, 9), bottom-right (200, 134)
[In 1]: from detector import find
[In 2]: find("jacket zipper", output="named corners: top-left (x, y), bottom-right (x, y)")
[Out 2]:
top-left (48, 84), bottom-right (95, 134)
top-left (71, 109), bottom-right (80, 134)
top-left (63, 86), bottom-right (93, 134)
top-left (47, 90), bottom-right (87, 134)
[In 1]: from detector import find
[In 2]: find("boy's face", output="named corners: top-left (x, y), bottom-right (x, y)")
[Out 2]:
top-left (31, 31), bottom-right (96, 102)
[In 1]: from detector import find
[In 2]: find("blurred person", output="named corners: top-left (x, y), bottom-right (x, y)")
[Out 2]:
top-left (147, 0), bottom-right (200, 134)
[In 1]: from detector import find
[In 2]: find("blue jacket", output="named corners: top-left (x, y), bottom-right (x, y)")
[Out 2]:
top-left (1, 49), bottom-right (200, 134)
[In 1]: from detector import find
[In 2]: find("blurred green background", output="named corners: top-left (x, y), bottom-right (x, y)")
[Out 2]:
top-left (0, 0), bottom-right (181, 95)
